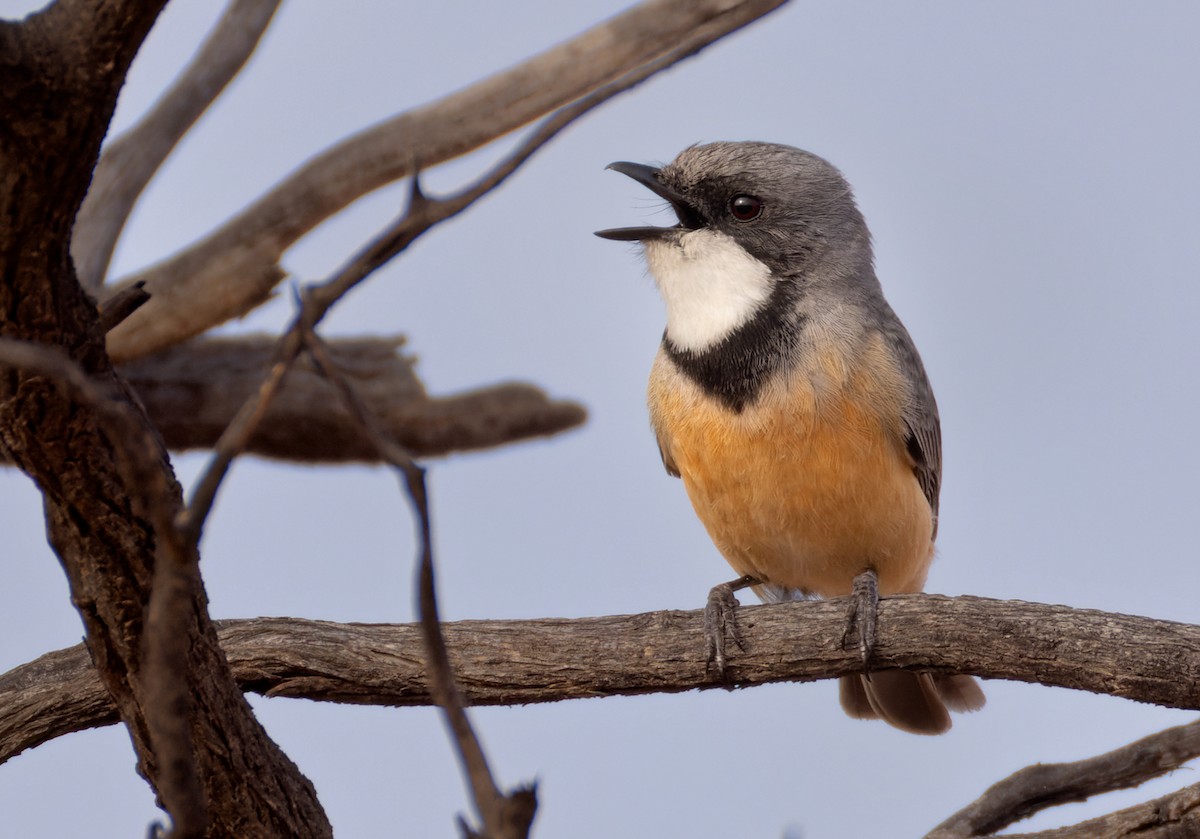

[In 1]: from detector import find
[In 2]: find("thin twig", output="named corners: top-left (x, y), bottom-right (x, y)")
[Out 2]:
top-left (300, 320), bottom-right (535, 838)
top-left (927, 718), bottom-right (1200, 838)
top-left (143, 538), bottom-right (207, 839)
top-left (75, 0), bottom-right (282, 288)
top-left (177, 336), bottom-right (299, 546)
top-left (297, 312), bottom-right (425, 474)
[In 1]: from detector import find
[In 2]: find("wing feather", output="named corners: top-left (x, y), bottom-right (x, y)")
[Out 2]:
top-left (882, 319), bottom-right (942, 538)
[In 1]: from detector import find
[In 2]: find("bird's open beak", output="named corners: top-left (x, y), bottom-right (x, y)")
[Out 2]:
top-left (594, 161), bottom-right (703, 241)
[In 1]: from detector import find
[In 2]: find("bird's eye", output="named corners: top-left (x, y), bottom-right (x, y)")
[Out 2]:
top-left (729, 194), bottom-right (763, 222)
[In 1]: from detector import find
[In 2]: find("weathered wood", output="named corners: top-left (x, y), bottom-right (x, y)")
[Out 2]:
top-left (5, 596), bottom-right (1199, 766)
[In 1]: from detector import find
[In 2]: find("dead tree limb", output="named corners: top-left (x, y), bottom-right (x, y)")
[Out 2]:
top-left (5, 596), bottom-right (1200, 767)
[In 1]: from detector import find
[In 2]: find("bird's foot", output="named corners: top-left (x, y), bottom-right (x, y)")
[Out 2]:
top-left (841, 569), bottom-right (880, 671)
top-left (704, 575), bottom-right (757, 680)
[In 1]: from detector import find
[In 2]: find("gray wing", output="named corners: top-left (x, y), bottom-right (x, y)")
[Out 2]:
top-left (882, 317), bottom-right (942, 539)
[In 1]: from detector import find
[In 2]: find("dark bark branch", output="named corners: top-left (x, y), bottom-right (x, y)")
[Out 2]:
top-left (0, 5), bottom-right (332, 835)
top-left (0, 338), bottom-right (207, 836)
top-left (116, 337), bottom-right (586, 462)
top-left (104, 0), bottom-right (789, 362)
top-left (98, 281), bottom-right (151, 332)
top-left (928, 719), bottom-right (1200, 837)
top-left (75, 0), bottom-right (283, 289)
top-left (5, 596), bottom-right (1200, 768)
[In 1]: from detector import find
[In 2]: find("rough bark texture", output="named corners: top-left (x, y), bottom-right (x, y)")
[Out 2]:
top-left (0, 5), bottom-right (330, 836)
top-left (5, 596), bottom-right (1200, 765)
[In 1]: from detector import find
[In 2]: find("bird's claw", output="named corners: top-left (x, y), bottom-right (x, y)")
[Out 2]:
top-left (704, 576), bottom-right (755, 680)
top-left (842, 569), bottom-right (879, 671)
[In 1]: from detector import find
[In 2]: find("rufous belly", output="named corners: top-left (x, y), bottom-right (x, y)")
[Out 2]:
top-left (649, 359), bottom-right (934, 598)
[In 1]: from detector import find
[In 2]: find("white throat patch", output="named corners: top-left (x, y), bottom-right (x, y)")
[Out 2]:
top-left (644, 229), bottom-right (774, 352)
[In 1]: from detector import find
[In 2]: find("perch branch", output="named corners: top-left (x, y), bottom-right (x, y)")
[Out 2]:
top-left (5, 596), bottom-right (1200, 768)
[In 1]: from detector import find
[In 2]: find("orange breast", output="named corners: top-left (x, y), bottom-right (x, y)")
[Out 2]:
top-left (649, 342), bottom-right (934, 597)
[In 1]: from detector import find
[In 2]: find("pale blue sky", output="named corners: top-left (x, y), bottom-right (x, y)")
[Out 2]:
top-left (2, 2), bottom-right (1199, 836)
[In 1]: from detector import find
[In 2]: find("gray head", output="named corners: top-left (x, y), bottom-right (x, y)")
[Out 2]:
top-left (597, 142), bottom-right (879, 358)
top-left (596, 141), bottom-right (873, 281)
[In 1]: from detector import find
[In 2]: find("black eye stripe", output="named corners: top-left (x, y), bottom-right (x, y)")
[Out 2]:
top-left (729, 194), bottom-right (763, 221)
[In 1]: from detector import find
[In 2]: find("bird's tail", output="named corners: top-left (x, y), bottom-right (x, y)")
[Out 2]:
top-left (838, 671), bottom-right (985, 735)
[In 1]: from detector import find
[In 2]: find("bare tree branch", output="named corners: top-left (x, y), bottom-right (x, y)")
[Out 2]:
top-left (1002, 782), bottom-right (1200, 838)
top-left (104, 0), bottom-right (789, 362)
top-left (178, 170), bottom-right (449, 546)
top-left (7, 596), bottom-right (1200, 768)
top-left (4, 1), bottom-right (792, 834)
top-left (928, 719), bottom-right (1200, 838)
top-left (179, 334), bottom-right (296, 546)
top-left (115, 336), bottom-right (586, 462)
top-left (74, 0), bottom-right (282, 289)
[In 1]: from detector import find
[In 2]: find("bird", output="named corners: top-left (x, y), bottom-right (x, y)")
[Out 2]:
top-left (595, 141), bottom-right (984, 734)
